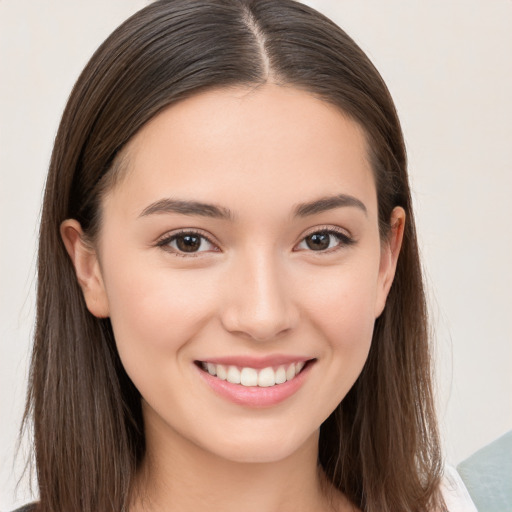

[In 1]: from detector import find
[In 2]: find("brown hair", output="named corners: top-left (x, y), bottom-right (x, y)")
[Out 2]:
top-left (23, 1), bottom-right (443, 511)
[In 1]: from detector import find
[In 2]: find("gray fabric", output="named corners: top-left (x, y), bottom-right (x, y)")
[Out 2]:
top-left (457, 430), bottom-right (512, 512)
top-left (11, 505), bottom-right (37, 512)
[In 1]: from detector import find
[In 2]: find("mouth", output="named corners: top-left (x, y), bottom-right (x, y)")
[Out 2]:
top-left (195, 359), bottom-right (315, 388)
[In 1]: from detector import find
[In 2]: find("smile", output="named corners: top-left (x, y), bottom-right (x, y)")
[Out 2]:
top-left (195, 357), bottom-right (316, 407)
top-left (198, 361), bottom-right (307, 387)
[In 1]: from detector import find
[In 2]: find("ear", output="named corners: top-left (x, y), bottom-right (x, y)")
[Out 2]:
top-left (375, 207), bottom-right (406, 317)
top-left (60, 219), bottom-right (110, 318)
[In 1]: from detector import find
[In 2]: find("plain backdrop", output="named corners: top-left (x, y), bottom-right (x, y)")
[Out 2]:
top-left (1, 0), bottom-right (511, 509)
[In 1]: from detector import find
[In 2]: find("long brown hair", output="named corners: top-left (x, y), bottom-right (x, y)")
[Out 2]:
top-left (23, 1), bottom-right (443, 511)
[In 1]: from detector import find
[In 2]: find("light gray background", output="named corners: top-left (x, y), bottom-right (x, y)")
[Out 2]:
top-left (1, 1), bottom-right (511, 509)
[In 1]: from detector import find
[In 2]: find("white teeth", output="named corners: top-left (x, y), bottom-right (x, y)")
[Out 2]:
top-left (286, 363), bottom-right (296, 381)
top-left (201, 361), bottom-right (309, 387)
top-left (216, 364), bottom-right (227, 380)
top-left (275, 365), bottom-right (287, 384)
top-left (240, 367), bottom-right (258, 386)
top-left (226, 365), bottom-right (241, 384)
top-left (258, 367), bottom-right (276, 387)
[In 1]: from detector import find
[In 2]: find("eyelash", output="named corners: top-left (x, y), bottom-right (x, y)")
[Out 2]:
top-left (295, 227), bottom-right (355, 254)
top-left (156, 229), bottom-right (218, 257)
top-left (156, 226), bottom-right (355, 257)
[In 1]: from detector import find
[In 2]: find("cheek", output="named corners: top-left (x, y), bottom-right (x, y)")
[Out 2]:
top-left (318, 285), bottom-right (375, 379)
top-left (297, 259), bottom-right (379, 399)
top-left (302, 259), bottom-right (379, 343)
top-left (101, 257), bottom-right (218, 375)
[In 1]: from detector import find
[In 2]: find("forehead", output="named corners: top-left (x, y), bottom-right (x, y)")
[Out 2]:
top-left (105, 84), bottom-right (377, 221)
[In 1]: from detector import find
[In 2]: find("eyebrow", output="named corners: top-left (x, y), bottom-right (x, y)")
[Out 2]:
top-left (139, 198), bottom-right (235, 220)
top-left (138, 193), bottom-right (367, 221)
top-left (293, 194), bottom-right (367, 217)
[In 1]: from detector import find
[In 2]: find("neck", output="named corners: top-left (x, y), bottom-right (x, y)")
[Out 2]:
top-left (130, 404), bottom-right (348, 512)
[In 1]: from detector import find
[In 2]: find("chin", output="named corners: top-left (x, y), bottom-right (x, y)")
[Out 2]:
top-left (194, 424), bottom-right (320, 465)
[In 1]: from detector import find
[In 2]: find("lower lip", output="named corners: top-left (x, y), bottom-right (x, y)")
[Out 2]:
top-left (195, 361), bottom-right (314, 408)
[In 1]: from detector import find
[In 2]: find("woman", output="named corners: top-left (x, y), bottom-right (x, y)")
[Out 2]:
top-left (16, 0), bottom-right (469, 510)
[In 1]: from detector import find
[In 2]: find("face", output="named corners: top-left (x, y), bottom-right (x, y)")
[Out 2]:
top-left (63, 84), bottom-right (403, 464)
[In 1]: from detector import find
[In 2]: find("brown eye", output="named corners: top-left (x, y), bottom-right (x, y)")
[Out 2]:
top-left (305, 233), bottom-right (331, 251)
top-left (157, 231), bottom-right (217, 255)
top-left (175, 234), bottom-right (202, 252)
top-left (296, 229), bottom-right (354, 253)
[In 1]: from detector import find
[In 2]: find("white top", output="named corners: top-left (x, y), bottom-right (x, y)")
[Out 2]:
top-left (440, 465), bottom-right (478, 512)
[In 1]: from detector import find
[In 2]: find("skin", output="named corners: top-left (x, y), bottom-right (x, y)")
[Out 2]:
top-left (62, 84), bottom-right (404, 512)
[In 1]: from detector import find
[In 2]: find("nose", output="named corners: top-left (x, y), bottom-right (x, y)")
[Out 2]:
top-left (220, 251), bottom-right (299, 342)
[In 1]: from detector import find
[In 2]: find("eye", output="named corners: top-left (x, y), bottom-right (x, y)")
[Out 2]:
top-left (156, 230), bottom-right (218, 256)
top-left (295, 228), bottom-right (354, 253)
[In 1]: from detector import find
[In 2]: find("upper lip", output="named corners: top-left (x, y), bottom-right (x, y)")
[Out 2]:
top-left (196, 355), bottom-right (315, 369)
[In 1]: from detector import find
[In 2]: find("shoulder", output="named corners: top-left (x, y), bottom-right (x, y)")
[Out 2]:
top-left (439, 465), bottom-right (478, 512)
top-left (456, 430), bottom-right (512, 512)
top-left (10, 504), bottom-right (37, 512)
